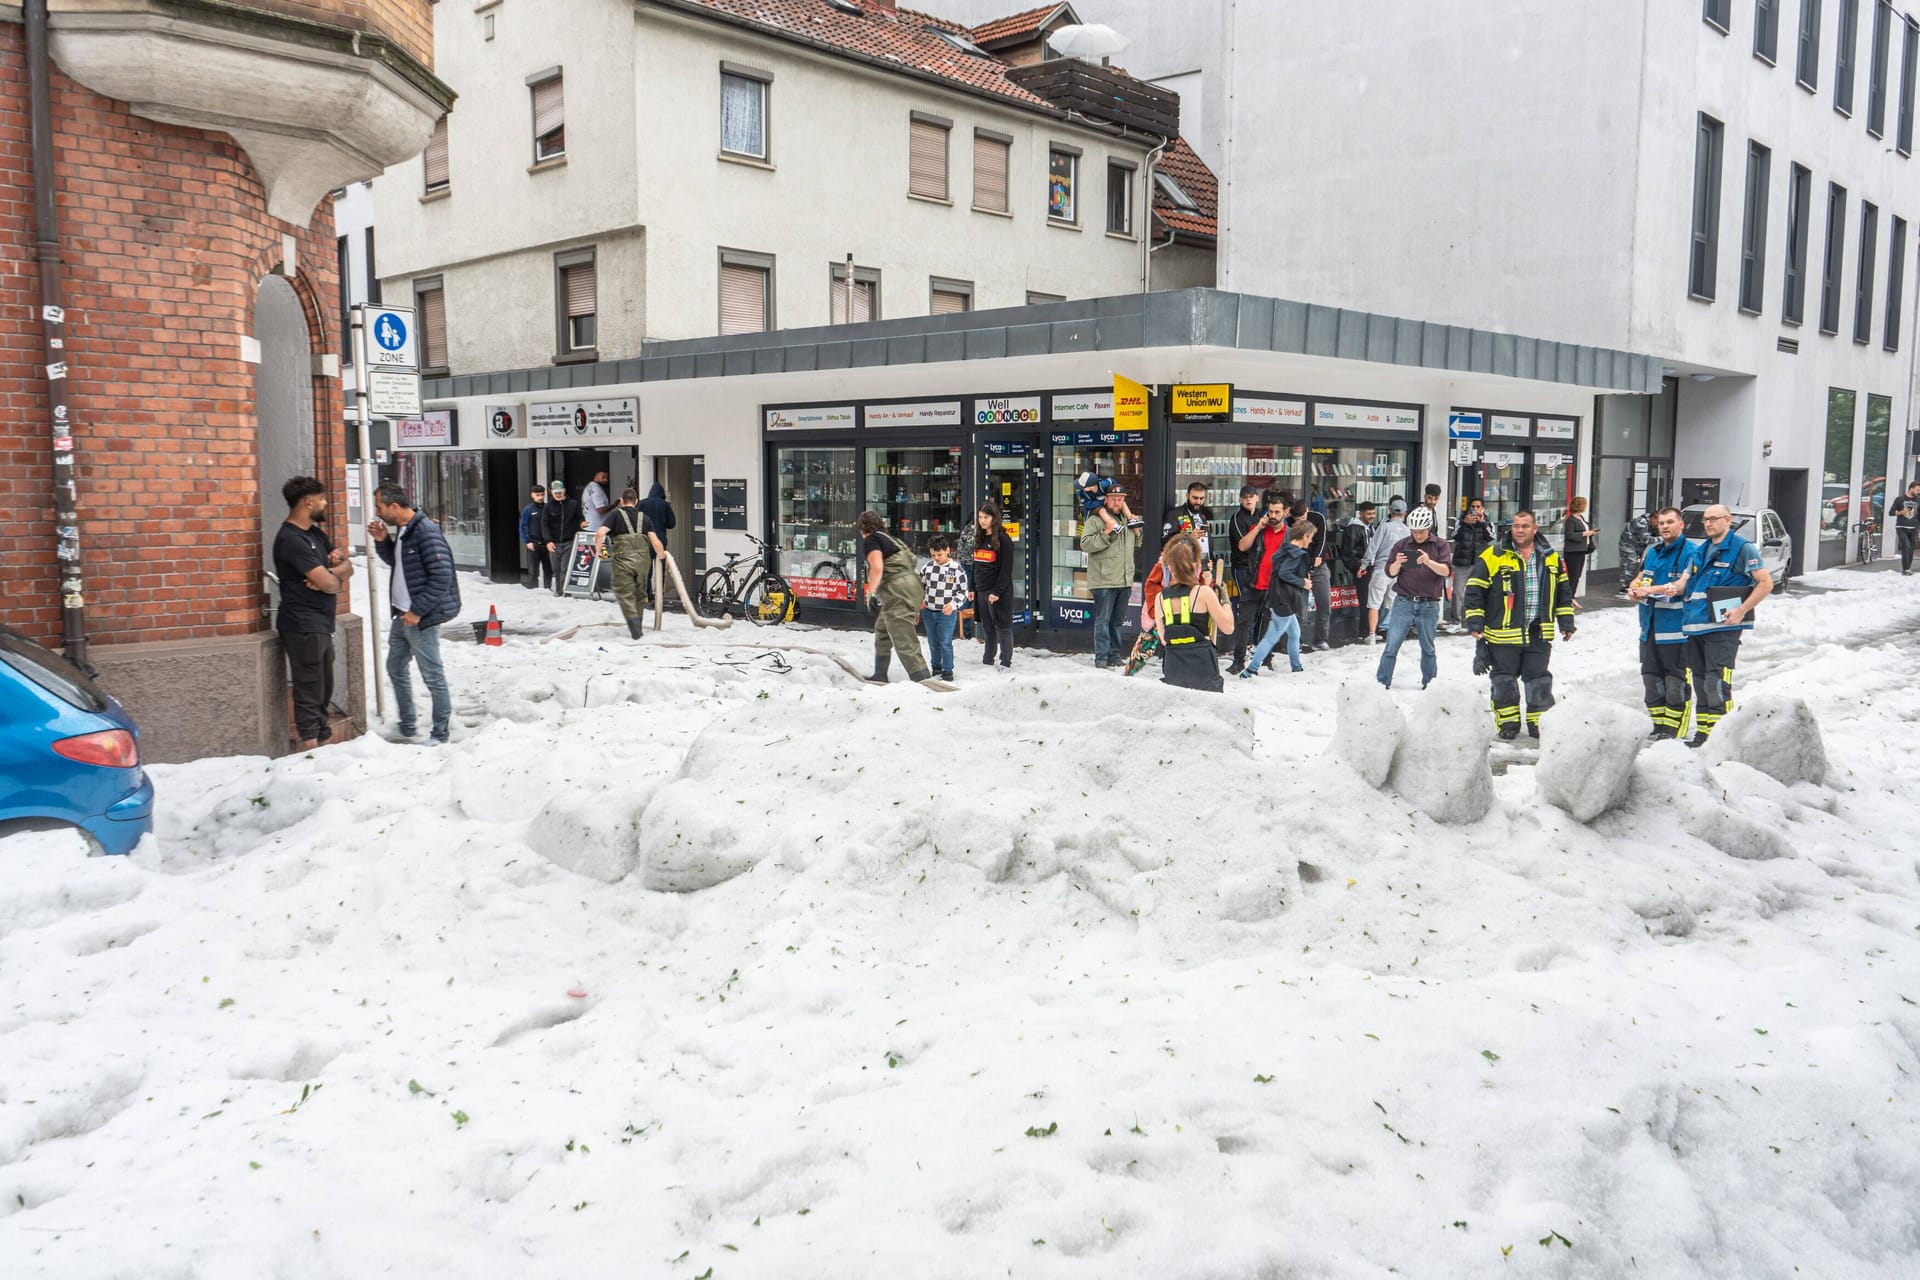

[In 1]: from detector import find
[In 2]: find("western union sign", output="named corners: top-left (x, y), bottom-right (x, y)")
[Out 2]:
top-left (1170, 383), bottom-right (1232, 422)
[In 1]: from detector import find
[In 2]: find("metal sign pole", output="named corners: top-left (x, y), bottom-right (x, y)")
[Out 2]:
top-left (351, 304), bottom-right (387, 719)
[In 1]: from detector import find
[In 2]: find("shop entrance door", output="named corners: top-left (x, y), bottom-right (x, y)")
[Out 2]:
top-left (1480, 451), bottom-right (1528, 532)
top-left (977, 435), bottom-right (1045, 620)
top-left (1529, 449), bottom-right (1575, 542)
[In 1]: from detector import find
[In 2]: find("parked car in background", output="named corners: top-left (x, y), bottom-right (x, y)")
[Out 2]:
top-left (1681, 505), bottom-right (1793, 585)
top-left (1822, 475), bottom-right (1885, 528)
top-left (0, 627), bottom-right (153, 855)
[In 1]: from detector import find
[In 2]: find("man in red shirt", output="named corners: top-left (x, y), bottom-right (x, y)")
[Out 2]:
top-left (1231, 489), bottom-right (1291, 673)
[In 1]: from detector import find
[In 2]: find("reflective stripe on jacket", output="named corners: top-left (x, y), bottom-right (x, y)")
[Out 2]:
top-left (1463, 543), bottom-right (1574, 645)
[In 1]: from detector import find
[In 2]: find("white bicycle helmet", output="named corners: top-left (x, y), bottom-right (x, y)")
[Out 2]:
top-left (1405, 505), bottom-right (1435, 532)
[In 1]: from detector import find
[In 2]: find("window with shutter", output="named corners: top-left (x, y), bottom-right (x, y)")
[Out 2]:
top-left (973, 133), bottom-right (1009, 212)
top-left (719, 260), bottom-right (771, 334)
top-left (909, 119), bottom-right (949, 200)
top-left (531, 74), bottom-right (565, 162)
top-left (830, 265), bottom-right (879, 324)
top-left (423, 116), bottom-right (449, 192)
top-left (560, 256), bottom-right (596, 353)
top-left (419, 287), bottom-right (447, 370)
top-left (930, 284), bottom-right (971, 315)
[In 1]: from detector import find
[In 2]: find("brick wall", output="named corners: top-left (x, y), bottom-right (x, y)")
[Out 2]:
top-left (0, 20), bottom-right (343, 648)
top-left (239, 0), bottom-right (436, 69)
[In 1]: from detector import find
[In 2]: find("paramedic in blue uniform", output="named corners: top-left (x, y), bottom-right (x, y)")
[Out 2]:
top-left (1627, 506), bottom-right (1700, 740)
top-left (1678, 504), bottom-right (1773, 746)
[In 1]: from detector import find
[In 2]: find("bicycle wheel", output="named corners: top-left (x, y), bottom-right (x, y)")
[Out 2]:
top-left (698, 569), bottom-right (734, 618)
top-left (745, 572), bottom-right (796, 626)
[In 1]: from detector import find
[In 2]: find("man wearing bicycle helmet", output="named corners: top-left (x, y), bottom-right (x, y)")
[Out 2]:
top-left (1375, 503), bottom-right (1451, 690)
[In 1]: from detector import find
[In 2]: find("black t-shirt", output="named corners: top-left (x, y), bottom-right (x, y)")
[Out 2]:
top-left (603, 507), bottom-right (654, 540)
top-left (273, 521), bottom-right (337, 634)
top-left (862, 531), bottom-right (904, 560)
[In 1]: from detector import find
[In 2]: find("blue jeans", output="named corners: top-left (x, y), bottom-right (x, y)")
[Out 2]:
top-left (1244, 611), bottom-right (1303, 673)
top-left (388, 617), bottom-right (451, 741)
top-left (1376, 596), bottom-right (1440, 689)
top-left (1092, 587), bottom-right (1128, 665)
top-left (922, 607), bottom-right (957, 673)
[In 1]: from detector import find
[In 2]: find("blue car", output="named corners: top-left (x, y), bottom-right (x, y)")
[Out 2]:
top-left (0, 626), bottom-right (154, 855)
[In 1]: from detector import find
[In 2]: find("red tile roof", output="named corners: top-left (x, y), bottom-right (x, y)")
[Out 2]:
top-left (1152, 135), bottom-right (1217, 241)
top-left (970, 3), bottom-right (1072, 47)
top-left (666, 0), bottom-right (1052, 110)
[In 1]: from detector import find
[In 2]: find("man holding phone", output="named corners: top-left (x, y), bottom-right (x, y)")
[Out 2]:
top-left (370, 484), bottom-right (461, 744)
top-left (1375, 505), bottom-right (1451, 690)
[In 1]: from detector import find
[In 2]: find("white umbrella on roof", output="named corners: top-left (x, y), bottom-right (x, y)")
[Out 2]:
top-left (1045, 23), bottom-right (1130, 60)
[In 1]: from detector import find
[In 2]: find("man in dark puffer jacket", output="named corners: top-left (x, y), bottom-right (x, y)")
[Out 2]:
top-left (371, 483), bottom-right (462, 743)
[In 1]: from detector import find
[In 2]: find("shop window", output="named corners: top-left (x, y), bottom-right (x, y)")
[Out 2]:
top-left (556, 249), bottom-right (596, 357)
top-left (1783, 162), bottom-right (1812, 323)
top-left (1173, 440), bottom-right (1305, 552)
top-left (423, 115), bottom-right (449, 193)
top-left (866, 446), bottom-right (965, 556)
top-left (1311, 446), bottom-right (1413, 522)
top-left (391, 451), bottom-right (487, 568)
top-left (1755, 0), bottom-right (1779, 61)
top-left (720, 67), bottom-right (771, 161)
top-left (930, 278), bottom-right (972, 314)
top-left (1689, 113), bottom-right (1724, 300)
top-left (1885, 215), bottom-right (1907, 350)
top-left (1820, 181), bottom-right (1847, 333)
top-left (1863, 394), bottom-right (1892, 528)
top-left (414, 275), bottom-right (447, 372)
top-left (1050, 442), bottom-right (1144, 602)
top-left (1837, 0), bottom-right (1860, 113)
top-left (719, 250), bottom-right (773, 334)
top-left (1530, 450), bottom-right (1575, 537)
top-left (774, 446), bottom-right (859, 597)
top-left (830, 263), bottom-right (879, 324)
top-left (909, 114), bottom-right (950, 200)
top-left (1106, 161), bottom-right (1134, 235)
top-left (1798, 0), bottom-right (1823, 90)
top-left (1854, 200), bottom-right (1879, 342)
top-left (1047, 146), bottom-right (1078, 223)
top-left (530, 70), bottom-right (565, 163)
top-left (973, 131), bottom-right (1011, 213)
top-left (1820, 387), bottom-right (1856, 564)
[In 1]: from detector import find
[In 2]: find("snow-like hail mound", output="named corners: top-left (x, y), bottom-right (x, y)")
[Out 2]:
top-left (2, 569), bottom-right (1918, 1279)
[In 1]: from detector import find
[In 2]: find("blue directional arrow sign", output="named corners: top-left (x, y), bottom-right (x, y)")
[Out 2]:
top-left (365, 305), bottom-right (417, 369)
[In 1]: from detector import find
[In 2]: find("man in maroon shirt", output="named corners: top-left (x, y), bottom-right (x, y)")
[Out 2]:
top-left (1374, 504), bottom-right (1452, 689)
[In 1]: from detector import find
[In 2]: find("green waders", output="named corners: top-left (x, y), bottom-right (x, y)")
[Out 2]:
top-left (606, 509), bottom-right (653, 636)
top-left (873, 536), bottom-right (929, 678)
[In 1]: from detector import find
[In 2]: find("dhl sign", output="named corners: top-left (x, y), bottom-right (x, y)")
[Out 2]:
top-left (1170, 383), bottom-right (1232, 422)
top-left (1113, 373), bottom-right (1151, 432)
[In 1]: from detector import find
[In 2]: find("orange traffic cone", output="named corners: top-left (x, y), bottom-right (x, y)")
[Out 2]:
top-left (484, 605), bottom-right (503, 646)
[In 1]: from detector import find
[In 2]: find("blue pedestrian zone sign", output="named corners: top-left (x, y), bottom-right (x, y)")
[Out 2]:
top-left (365, 306), bottom-right (417, 369)
top-left (1448, 412), bottom-right (1484, 440)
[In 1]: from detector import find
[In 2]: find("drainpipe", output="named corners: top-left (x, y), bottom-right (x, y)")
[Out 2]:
top-left (26, 0), bottom-right (87, 669)
top-left (1138, 136), bottom-right (1168, 293)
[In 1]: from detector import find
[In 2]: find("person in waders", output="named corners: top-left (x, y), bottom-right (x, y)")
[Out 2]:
top-left (593, 487), bottom-right (665, 639)
top-left (858, 510), bottom-right (933, 684)
top-left (1154, 534), bottom-right (1233, 692)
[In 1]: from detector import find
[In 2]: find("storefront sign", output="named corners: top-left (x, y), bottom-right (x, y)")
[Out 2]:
top-left (788, 575), bottom-right (856, 602)
top-left (1534, 453), bottom-right (1565, 468)
top-left (395, 409), bottom-right (455, 448)
top-left (866, 400), bottom-right (963, 427)
top-left (1114, 374), bottom-right (1150, 432)
top-left (1049, 430), bottom-right (1133, 446)
top-left (1313, 403), bottom-right (1422, 431)
top-left (1051, 392), bottom-right (1114, 421)
top-left (974, 396), bottom-right (1043, 426)
top-left (1447, 411), bottom-right (1484, 440)
top-left (1231, 396), bottom-right (1308, 425)
top-left (766, 405), bottom-right (856, 432)
top-left (1536, 417), bottom-right (1577, 441)
top-left (1484, 451), bottom-right (1524, 467)
top-left (1330, 585), bottom-right (1360, 610)
top-left (484, 404), bottom-right (524, 440)
top-left (530, 398), bottom-right (640, 438)
top-left (1490, 414), bottom-right (1532, 438)
top-left (711, 478), bottom-right (747, 530)
top-left (1170, 383), bottom-right (1232, 422)
top-left (1050, 600), bottom-right (1095, 627)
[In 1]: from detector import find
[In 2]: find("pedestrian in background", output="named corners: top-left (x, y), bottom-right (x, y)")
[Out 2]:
top-left (518, 484), bottom-right (550, 590)
top-left (968, 501), bottom-right (1016, 671)
top-left (1447, 498), bottom-right (1494, 632)
top-left (1241, 516), bottom-right (1315, 676)
top-left (1293, 497), bottom-right (1332, 652)
top-left (1366, 498), bottom-right (1411, 642)
top-left (541, 480), bottom-right (583, 595)
top-left (370, 483), bottom-right (461, 744)
top-left (1080, 486), bottom-right (1142, 670)
top-left (273, 476), bottom-right (352, 751)
top-left (638, 481), bottom-right (676, 539)
top-left (581, 469), bottom-right (613, 535)
top-left (1617, 508), bottom-right (1655, 595)
top-left (920, 533), bottom-right (970, 682)
top-left (1892, 480), bottom-right (1920, 575)
top-left (1227, 485), bottom-right (1264, 672)
top-left (1563, 496), bottom-right (1596, 607)
top-left (594, 488), bottom-right (665, 639)
top-left (859, 510), bottom-right (933, 684)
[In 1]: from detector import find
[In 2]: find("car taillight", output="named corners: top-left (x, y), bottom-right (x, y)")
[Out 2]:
top-left (52, 729), bottom-right (140, 768)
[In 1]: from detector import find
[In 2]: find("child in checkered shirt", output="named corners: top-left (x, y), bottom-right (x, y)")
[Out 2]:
top-left (916, 534), bottom-right (969, 682)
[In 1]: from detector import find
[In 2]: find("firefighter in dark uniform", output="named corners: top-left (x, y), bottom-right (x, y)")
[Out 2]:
top-left (593, 487), bottom-right (665, 639)
top-left (1464, 508), bottom-right (1576, 739)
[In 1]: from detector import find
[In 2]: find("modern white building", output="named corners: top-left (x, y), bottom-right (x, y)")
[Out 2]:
top-left (925, 0), bottom-right (1920, 580)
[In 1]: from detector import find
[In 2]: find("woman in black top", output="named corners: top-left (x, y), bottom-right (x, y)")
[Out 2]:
top-left (968, 501), bottom-right (1017, 670)
top-left (1562, 496), bottom-right (1596, 608)
top-left (1155, 534), bottom-right (1233, 692)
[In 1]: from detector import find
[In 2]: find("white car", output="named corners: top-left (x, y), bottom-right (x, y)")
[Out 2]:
top-left (1680, 505), bottom-right (1793, 585)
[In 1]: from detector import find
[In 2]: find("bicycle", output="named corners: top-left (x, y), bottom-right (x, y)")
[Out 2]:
top-left (698, 534), bottom-right (796, 625)
top-left (1853, 520), bottom-right (1880, 566)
